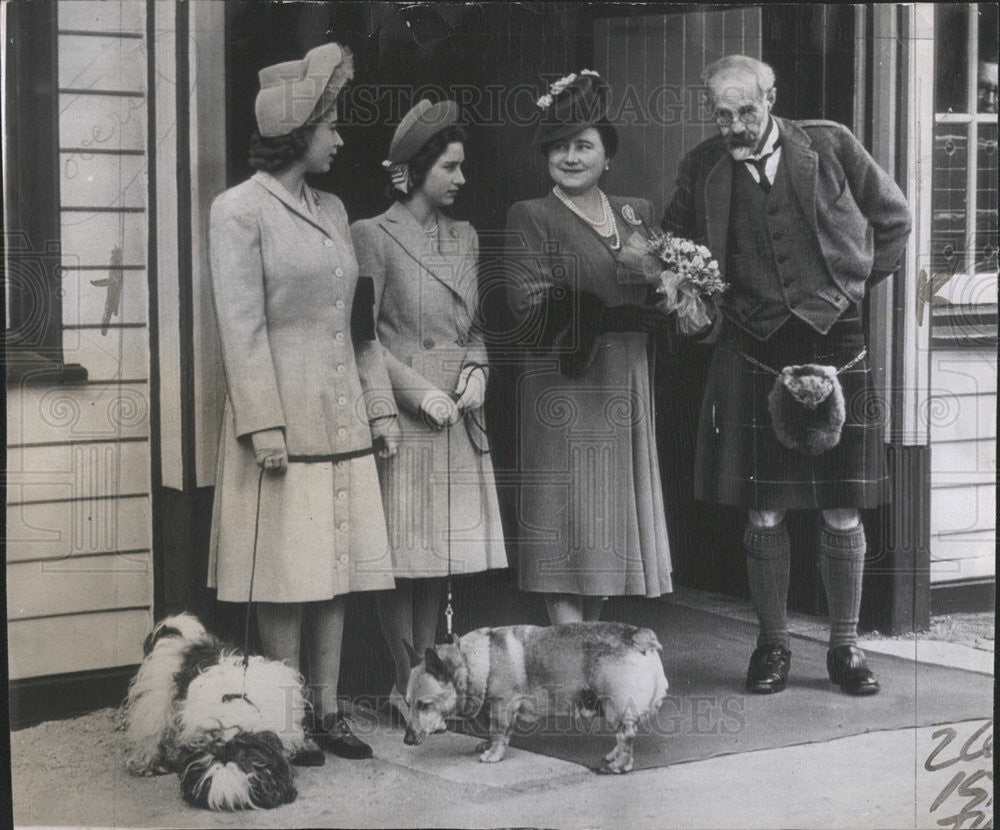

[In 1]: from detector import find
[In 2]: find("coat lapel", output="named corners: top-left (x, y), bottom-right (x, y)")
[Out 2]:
top-left (379, 201), bottom-right (466, 299)
top-left (704, 152), bottom-right (733, 277)
top-left (251, 171), bottom-right (332, 237)
top-left (546, 191), bottom-right (619, 266)
top-left (776, 117), bottom-right (820, 237)
top-left (607, 197), bottom-right (662, 283)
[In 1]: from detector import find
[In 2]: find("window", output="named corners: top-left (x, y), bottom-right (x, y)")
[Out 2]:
top-left (3, 2), bottom-right (86, 382)
top-left (930, 3), bottom-right (999, 347)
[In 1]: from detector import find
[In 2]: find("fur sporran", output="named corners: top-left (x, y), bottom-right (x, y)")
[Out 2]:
top-left (766, 363), bottom-right (846, 456)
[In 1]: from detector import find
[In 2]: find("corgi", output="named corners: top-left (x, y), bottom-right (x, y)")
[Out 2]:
top-left (402, 622), bottom-right (668, 773)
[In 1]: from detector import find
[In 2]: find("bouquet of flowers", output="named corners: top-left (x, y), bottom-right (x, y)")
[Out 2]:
top-left (645, 231), bottom-right (727, 335)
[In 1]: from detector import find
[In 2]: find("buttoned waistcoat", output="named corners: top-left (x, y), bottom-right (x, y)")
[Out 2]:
top-left (661, 117), bottom-right (912, 336)
top-left (207, 172), bottom-right (396, 456)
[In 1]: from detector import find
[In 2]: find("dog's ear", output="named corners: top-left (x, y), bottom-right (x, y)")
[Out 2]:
top-left (403, 639), bottom-right (421, 669)
top-left (143, 624), bottom-right (182, 656)
top-left (424, 647), bottom-right (451, 682)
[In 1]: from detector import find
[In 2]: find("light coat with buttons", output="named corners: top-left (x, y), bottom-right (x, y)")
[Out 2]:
top-left (205, 172), bottom-right (397, 602)
top-left (208, 171), bottom-right (396, 454)
top-left (349, 202), bottom-right (507, 577)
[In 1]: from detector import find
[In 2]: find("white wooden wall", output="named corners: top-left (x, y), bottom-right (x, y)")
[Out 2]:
top-left (6, 1), bottom-right (152, 680)
top-left (929, 348), bottom-right (997, 583)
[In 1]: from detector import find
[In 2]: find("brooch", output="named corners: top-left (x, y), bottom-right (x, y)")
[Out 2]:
top-left (621, 204), bottom-right (643, 226)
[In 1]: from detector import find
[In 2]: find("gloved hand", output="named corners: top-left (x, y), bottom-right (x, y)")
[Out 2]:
top-left (370, 415), bottom-right (400, 458)
top-left (419, 389), bottom-right (461, 429)
top-left (454, 364), bottom-right (487, 411)
top-left (251, 427), bottom-right (288, 474)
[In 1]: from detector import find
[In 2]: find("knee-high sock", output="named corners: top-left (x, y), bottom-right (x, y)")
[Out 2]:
top-left (818, 522), bottom-right (866, 648)
top-left (743, 522), bottom-right (791, 649)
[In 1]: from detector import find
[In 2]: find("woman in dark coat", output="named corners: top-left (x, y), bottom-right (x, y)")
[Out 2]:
top-left (351, 100), bottom-right (507, 719)
top-left (207, 43), bottom-right (398, 759)
top-left (505, 72), bottom-right (673, 624)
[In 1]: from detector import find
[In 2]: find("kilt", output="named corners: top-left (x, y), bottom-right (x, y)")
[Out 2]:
top-left (694, 307), bottom-right (888, 509)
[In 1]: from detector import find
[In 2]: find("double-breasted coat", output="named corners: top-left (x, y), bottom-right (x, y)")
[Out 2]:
top-left (505, 193), bottom-right (673, 597)
top-left (350, 202), bottom-right (507, 578)
top-left (207, 171), bottom-right (398, 603)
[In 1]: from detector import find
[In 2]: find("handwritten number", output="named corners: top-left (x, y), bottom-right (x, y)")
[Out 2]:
top-left (933, 769), bottom-right (994, 829)
top-left (927, 728), bottom-right (959, 772)
top-left (927, 722), bottom-right (993, 772)
top-left (931, 771), bottom-right (966, 812)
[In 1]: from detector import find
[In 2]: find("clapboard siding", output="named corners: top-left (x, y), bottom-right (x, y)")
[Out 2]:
top-left (931, 555), bottom-right (996, 582)
top-left (57, 33), bottom-right (146, 92)
top-left (61, 267), bottom-right (148, 326)
top-left (6, 440), bottom-right (151, 504)
top-left (58, 92), bottom-right (146, 151)
top-left (62, 326), bottom-right (150, 381)
top-left (59, 0), bottom-right (144, 32)
top-left (6, 2), bottom-right (154, 682)
top-left (7, 552), bottom-right (151, 620)
top-left (8, 609), bottom-right (148, 680)
top-left (60, 152), bottom-right (146, 208)
top-left (6, 495), bottom-right (151, 563)
top-left (930, 349), bottom-right (998, 396)
top-left (928, 348), bottom-right (996, 583)
top-left (929, 394), bottom-right (997, 443)
top-left (931, 528), bottom-right (995, 562)
top-left (930, 483), bottom-right (995, 537)
top-left (7, 383), bottom-right (149, 444)
top-left (930, 440), bottom-right (996, 487)
top-left (60, 210), bottom-right (146, 266)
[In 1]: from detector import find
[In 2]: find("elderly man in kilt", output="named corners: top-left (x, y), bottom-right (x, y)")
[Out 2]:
top-left (662, 55), bottom-right (911, 695)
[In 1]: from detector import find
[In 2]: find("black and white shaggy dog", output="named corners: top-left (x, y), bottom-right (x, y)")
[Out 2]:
top-left (122, 613), bottom-right (313, 810)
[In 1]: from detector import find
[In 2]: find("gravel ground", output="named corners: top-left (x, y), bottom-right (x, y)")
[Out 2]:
top-left (866, 612), bottom-right (995, 652)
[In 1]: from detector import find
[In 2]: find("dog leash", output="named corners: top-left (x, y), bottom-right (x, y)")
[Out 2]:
top-left (444, 422), bottom-right (454, 639)
top-left (727, 344), bottom-right (868, 376)
top-left (233, 440), bottom-right (385, 704)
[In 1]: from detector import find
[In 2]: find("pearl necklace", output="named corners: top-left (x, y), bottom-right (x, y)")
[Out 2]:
top-left (553, 186), bottom-right (621, 250)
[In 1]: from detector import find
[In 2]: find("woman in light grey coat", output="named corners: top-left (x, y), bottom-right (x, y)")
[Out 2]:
top-left (207, 43), bottom-right (397, 760)
top-left (350, 101), bottom-right (507, 718)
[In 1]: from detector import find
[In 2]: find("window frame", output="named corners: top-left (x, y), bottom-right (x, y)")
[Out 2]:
top-left (929, 2), bottom-right (999, 349)
top-left (3, 1), bottom-right (87, 384)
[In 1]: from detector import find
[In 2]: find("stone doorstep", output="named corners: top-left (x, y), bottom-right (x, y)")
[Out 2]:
top-left (668, 586), bottom-right (995, 676)
top-left (342, 703), bottom-right (592, 792)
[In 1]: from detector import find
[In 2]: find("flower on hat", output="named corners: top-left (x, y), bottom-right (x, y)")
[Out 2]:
top-left (536, 69), bottom-right (602, 110)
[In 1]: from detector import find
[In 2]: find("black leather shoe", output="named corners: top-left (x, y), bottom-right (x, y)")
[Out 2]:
top-left (827, 645), bottom-right (880, 695)
top-left (289, 737), bottom-right (326, 766)
top-left (745, 644), bottom-right (792, 694)
top-left (312, 712), bottom-right (373, 759)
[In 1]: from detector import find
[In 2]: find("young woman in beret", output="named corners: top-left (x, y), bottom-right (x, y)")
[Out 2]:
top-left (351, 100), bottom-right (507, 721)
top-left (505, 72), bottom-right (674, 624)
top-left (207, 43), bottom-right (399, 760)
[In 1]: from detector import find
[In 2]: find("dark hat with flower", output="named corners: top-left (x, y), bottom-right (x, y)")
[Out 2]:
top-left (533, 70), bottom-right (613, 146)
top-left (255, 43), bottom-right (354, 138)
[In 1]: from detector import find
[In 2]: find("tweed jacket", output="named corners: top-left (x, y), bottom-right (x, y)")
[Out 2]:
top-left (661, 117), bottom-right (912, 333)
top-left (350, 201), bottom-right (489, 416)
top-left (208, 171), bottom-right (396, 456)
